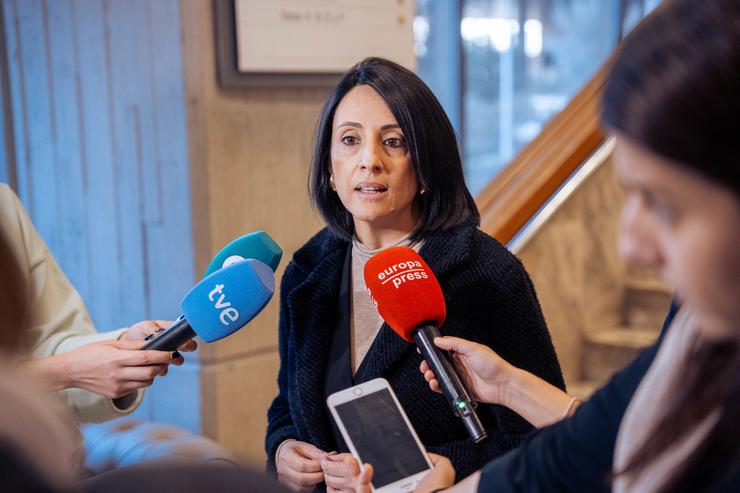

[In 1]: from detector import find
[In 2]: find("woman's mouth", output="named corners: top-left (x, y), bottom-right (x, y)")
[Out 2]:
top-left (355, 183), bottom-right (388, 194)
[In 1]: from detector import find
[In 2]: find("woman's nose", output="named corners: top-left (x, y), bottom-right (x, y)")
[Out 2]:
top-left (359, 143), bottom-right (383, 173)
top-left (619, 197), bottom-right (662, 268)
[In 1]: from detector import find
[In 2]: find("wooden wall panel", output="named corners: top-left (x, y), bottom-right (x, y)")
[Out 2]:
top-left (144, 0), bottom-right (194, 316)
top-left (2, 0), bottom-right (195, 331)
top-left (3, 0), bottom-right (412, 461)
top-left (181, 0), bottom-right (330, 461)
top-left (1, 0), bottom-right (198, 430)
top-left (74, 0), bottom-right (123, 327)
top-left (0, 1), bottom-right (14, 185)
top-left (106, 0), bottom-right (148, 320)
top-left (47, 0), bottom-right (91, 301)
top-left (10, 0), bottom-right (60, 253)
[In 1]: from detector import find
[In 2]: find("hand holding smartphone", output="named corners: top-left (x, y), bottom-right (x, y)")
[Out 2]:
top-left (327, 378), bottom-right (433, 493)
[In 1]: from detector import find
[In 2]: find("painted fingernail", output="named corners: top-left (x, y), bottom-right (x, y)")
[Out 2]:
top-left (172, 351), bottom-right (181, 359)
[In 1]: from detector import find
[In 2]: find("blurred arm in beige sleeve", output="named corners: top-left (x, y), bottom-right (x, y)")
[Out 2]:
top-left (0, 183), bottom-right (143, 423)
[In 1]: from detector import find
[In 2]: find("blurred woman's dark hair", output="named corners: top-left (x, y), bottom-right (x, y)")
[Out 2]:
top-left (602, 0), bottom-right (740, 196)
top-left (309, 57), bottom-right (479, 241)
top-left (0, 229), bottom-right (28, 350)
top-left (602, 1), bottom-right (740, 491)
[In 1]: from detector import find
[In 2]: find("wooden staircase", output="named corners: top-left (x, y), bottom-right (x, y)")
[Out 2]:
top-left (570, 274), bottom-right (672, 399)
top-left (502, 141), bottom-right (674, 401)
top-left (475, 58), bottom-right (676, 401)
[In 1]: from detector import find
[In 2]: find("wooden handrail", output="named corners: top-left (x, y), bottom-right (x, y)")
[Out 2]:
top-left (476, 65), bottom-right (609, 244)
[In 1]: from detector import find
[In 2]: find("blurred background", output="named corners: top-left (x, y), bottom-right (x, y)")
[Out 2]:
top-left (0, 0), bottom-right (666, 466)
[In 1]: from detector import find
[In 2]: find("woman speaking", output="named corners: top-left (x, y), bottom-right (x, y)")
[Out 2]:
top-left (265, 57), bottom-right (564, 493)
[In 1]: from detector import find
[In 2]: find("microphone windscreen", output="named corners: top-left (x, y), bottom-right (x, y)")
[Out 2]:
top-left (204, 231), bottom-right (282, 277)
top-left (364, 246), bottom-right (446, 342)
top-left (182, 259), bottom-right (275, 343)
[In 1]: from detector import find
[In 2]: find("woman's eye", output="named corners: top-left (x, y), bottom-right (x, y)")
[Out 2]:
top-left (655, 205), bottom-right (677, 224)
top-left (341, 135), bottom-right (359, 146)
top-left (645, 196), bottom-right (677, 225)
top-left (384, 137), bottom-right (406, 148)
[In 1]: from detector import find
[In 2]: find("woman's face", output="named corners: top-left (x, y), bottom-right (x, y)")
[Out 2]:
top-left (330, 85), bottom-right (420, 234)
top-left (614, 135), bottom-right (740, 338)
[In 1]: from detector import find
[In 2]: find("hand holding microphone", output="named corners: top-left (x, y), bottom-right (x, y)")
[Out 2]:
top-left (29, 231), bottom-right (281, 403)
top-left (364, 247), bottom-right (488, 443)
top-left (143, 231), bottom-right (281, 352)
top-left (122, 320), bottom-right (197, 353)
top-left (420, 336), bottom-right (518, 407)
top-left (421, 338), bottom-right (579, 429)
top-left (142, 258), bottom-right (275, 351)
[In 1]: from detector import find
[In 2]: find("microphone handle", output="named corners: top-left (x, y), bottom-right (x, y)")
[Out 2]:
top-left (413, 324), bottom-right (488, 443)
top-left (142, 317), bottom-right (196, 351)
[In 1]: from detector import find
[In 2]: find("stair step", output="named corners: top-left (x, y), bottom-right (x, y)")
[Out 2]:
top-left (567, 380), bottom-right (599, 400)
top-left (623, 279), bottom-right (673, 328)
top-left (586, 326), bottom-right (659, 347)
top-left (581, 327), bottom-right (659, 385)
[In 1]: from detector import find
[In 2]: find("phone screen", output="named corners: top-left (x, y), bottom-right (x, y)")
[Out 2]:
top-left (334, 388), bottom-right (430, 488)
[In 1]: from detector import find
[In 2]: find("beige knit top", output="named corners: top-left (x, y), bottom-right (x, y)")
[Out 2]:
top-left (349, 233), bottom-right (423, 374)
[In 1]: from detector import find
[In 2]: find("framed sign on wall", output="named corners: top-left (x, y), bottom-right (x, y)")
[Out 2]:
top-left (214, 0), bottom-right (415, 88)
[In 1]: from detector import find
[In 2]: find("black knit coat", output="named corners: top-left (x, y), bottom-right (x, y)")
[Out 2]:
top-left (265, 221), bottom-right (565, 480)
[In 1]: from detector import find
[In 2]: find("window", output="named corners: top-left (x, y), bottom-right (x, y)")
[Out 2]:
top-left (415, 0), bottom-right (661, 196)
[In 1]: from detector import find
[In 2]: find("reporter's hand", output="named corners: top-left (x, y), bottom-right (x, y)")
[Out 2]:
top-left (121, 319), bottom-right (198, 352)
top-left (415, 453), bottom-right (455, 493)
top-left (321, 452), bottom-right (360, 492)
top-left (419, 336), bottom-right (516, 405)
top-left (61, 339), bottom-right (181, 397)
top-left (422, 336), bottom-right (576, 428)
top-left (354, 454), bottom-right (454, 493)
top-left (277, 440), bottom-right (327, 492)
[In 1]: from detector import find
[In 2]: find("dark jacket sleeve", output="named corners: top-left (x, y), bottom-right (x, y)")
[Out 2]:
top-left (264, 262), bottom-right (300, 474)
top-left (428, 257), bottom-right (566, 479)
top-left (476, 302), bottom-right (679, 492)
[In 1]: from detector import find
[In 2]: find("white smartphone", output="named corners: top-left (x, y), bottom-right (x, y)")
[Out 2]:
top-left (326, 377), bottom-right (433, 493)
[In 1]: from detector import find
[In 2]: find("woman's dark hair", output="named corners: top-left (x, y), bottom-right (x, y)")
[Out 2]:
top-left (604, 1), bottom-right (740, 491)
top-left (602, 0), bottom-right (740, 196)
top-left (309, 57), bottom-right (479, 241)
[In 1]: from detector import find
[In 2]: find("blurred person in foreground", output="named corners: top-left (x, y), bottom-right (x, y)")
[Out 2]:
top-left (356, 0), bottom-right (740, 491)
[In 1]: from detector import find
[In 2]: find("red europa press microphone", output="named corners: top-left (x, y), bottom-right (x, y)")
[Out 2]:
top-left (364, 246), bottom-right (488, 443)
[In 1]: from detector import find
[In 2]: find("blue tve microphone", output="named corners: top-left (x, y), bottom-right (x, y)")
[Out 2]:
top-left (152, 231), bottom-right (283, 340)
top-left (204, 231), bottom-right (282, 276)
top-left (142, 259), bottom-right (275, 351)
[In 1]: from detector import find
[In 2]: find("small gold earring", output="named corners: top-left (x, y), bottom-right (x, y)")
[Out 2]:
top-left (329, 174), bottom-right (336, 191)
